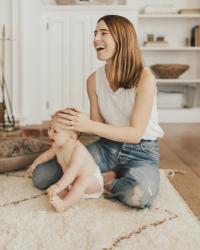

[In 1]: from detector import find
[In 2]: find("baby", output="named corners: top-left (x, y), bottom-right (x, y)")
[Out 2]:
top-left (27, 120), bottom-right (103, 212)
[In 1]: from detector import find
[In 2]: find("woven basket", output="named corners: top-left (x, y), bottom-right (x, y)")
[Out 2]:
top-left (151, 64), bottom-right (189, 79)
top-left (55, 0), bottom-right (76, 5)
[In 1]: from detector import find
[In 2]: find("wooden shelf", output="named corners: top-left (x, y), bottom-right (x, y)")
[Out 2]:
top-left (141, 46), bottom-right (200, 51)
top-left (42, 5), bottom-right (132, 11)
top-left (138, 14), bottom-right (200, 19)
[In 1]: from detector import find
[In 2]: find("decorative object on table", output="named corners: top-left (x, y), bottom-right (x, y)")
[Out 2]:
top-left (0, 25), bottom-right (19, 132)
top-left (0, 138), bottom-right (50, 172)
top-left (191, 25), bottom-right (200, 47)
top-left (156, 35), bottom-right (165, 42)
top-left (144, 34), bottom-right (169, 47)
top-left (147, 33), bottom-right (154, 42)
top-left (55, 0), bottom-right (76, 4)
top-left (142, 5), bottom-right (176, 14)
top-left (151, 64), bottom-right (189, 79)
top-left (178, 9), bottom-right (200, 14)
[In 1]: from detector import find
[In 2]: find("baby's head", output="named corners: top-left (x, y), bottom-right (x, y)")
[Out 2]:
top-left (48, 121), bottom-right (80, 147)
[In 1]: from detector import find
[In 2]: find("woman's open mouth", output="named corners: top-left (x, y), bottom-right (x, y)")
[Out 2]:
top-left (96, 45), bottom-right (105, 51)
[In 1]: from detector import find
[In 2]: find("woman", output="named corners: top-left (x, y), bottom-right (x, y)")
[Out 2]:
top-left (32, 15), bottom-right (164, 208)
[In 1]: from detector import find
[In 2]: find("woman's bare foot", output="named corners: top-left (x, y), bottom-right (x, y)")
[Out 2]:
top-left (49, 195), bottom-right (65, 212)
top-left (47, 184), bottom-right (60, 197)
top-left (103, 171), bottom-right (117, 191)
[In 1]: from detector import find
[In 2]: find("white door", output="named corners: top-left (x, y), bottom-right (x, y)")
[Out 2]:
top-left (43, 12), bottom-right (92, 117)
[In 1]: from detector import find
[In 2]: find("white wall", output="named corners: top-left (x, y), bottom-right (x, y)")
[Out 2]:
top-left (19, 0), bottom-right (45, 124)
top-left (0, 0), bottom-right (11, 37)
top-left (0, 0), bottom-right (12, 105)
top-left (0, 0), bottom-right (46, 124)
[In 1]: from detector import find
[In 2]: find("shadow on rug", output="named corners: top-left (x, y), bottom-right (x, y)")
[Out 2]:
top-left (0, 170), bottom-right (200, 250)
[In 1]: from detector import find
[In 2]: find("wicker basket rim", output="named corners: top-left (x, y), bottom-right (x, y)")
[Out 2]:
top-left (151, 64), bottom-right (189, 67)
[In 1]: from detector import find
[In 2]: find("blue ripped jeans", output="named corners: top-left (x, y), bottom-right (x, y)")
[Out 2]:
top-left (32, 138), bottom-right (160, 208)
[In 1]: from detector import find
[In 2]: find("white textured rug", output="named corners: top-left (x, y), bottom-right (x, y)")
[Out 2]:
top-left (0, 170), bottom-right (200, 250)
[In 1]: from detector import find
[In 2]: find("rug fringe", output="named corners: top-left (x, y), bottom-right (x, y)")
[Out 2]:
top-left (164, 169), bottom-right (186, 177)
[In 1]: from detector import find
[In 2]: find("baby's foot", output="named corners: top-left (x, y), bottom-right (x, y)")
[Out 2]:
top-left (103, 171), bottom-right (117, 185)
top-left (103, 171), bottom-right (117, 191)
top-left (47, 184), bottom-right (60, 197)
top-left (49, 195), bottom-right (65, 212)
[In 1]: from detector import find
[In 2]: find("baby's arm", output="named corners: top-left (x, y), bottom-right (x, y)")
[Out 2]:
top-left (48, 146), bottom-right (84, 195)
top-left (27, 147), bottom-right (56, 175)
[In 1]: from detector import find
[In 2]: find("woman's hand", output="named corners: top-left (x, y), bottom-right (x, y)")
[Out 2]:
top-left (54, 108), bottom-right (93, 133)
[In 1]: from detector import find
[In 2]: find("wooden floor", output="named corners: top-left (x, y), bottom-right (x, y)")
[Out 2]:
top-left (160, 123), bottom-right (200, 220)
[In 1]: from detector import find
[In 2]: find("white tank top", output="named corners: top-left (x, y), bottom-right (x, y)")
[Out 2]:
top-left (95, 66), bottom-right (164, 140)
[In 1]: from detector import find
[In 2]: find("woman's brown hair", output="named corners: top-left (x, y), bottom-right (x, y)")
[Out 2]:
top-left (97, 15), bottom-right (144, 89)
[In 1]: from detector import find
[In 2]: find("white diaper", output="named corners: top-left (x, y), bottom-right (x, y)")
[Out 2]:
top-left (82, 166), bottom-right (104, 199)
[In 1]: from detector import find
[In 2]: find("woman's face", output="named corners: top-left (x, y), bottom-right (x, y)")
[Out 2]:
top-left (93, 20), bottom-right (116, 62)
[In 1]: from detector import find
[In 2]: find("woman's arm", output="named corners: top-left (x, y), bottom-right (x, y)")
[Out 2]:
top-left (56, 69), bottom-right (156, 144)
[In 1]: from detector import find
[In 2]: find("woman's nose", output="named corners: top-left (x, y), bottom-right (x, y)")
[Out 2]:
top-left (94, 33), bottom-right (101, 42)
